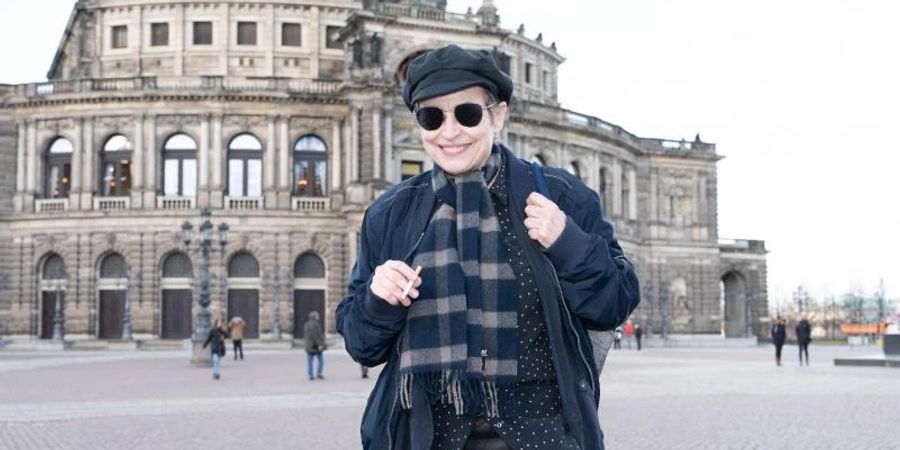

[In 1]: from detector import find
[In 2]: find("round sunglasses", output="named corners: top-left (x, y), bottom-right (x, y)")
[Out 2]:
top-left (414, 102), bottom-right (497, 131)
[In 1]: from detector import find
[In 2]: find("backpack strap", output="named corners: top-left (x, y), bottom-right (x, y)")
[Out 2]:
top-left (531, 161), bottom-right (551, 197)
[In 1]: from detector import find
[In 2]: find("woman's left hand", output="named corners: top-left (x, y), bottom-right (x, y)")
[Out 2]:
top-left (524, 192), bottom-right (567, 249)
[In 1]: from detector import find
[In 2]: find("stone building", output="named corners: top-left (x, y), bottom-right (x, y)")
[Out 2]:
top-left (0, 0), bottom-right (768, 346)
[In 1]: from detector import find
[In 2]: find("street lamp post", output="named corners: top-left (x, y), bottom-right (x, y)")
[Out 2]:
top-left (183, 208), bottom-right (229, 366)
top-left (121, 266), bottom-right (141, 341)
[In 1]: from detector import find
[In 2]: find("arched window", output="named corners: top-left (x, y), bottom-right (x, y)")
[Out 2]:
top-left (228, 252), bottom-right (260, 278)
top-left (45, 138), bottom-right (73, 198)
top-left (621, 171), bottom-right (630, 219)
top-left (162, 133), bottom-right (197, 197)
top-left (100, 134), bottom-right (133, 197)
top-left (228, 133), bottom-right (263, 197)
top-left (42, 254), bottom-right (67, 280)
top-left (162, 252), bottom-right (193, 278)
top-left (294, 252), bottom-right (325, 278)
top-left (99, 253), bottom-right (128, 278)
top-left (292, 135), bottom-right (327, 197)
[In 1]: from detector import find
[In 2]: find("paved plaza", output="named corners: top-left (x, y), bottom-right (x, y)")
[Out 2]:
top-left (0, 344), bottom-right (897, 449)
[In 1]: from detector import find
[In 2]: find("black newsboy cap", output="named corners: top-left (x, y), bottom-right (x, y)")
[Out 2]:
top-left (402, 44), bottom-right (513, 111)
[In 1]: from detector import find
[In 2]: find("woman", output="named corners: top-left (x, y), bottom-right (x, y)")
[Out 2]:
top-left (202, 318), bottom-right (228, 380)
top-left (336, 44), bottom-right (640, 449)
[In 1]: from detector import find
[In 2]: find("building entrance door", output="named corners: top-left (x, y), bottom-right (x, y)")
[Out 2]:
top-left (40, 291), bottom-right (63, 339)
top-left (99, 290), bottom-right (125, 339)
top-left (293, 289), bottom-right (325, 339)
top-left (228, 289), bottom-right (259, 338)
top-left (162, 289), bottom-right (192, 339)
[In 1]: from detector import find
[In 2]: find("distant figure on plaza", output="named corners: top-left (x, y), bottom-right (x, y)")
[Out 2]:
top-left (228, 316), bottom-right (246, 361)
top-left (770, 317), bottom-right (786, 366)
top-left (202, 318), bottom-right (229, 380)
top-left (634, 324), bottom-right (643, 351)
top-left (624, 319), bottom-right (635, 349)
top-left (360, 364), bottom-right (369, 379)
top-left (303, 311), bottom-right (326, 380)
top-left (796, 317), bottom-right (812, 366)
top-left (614, 326), bottom-right (623, 350)
top-left (336, 45), bottom-right (640, 449)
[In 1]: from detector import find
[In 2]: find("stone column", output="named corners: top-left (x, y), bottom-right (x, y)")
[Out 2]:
top-left (22, 120), bottom-right (37, 212)
top-left (174, 4), bottom-right (184, 76)
top-left (310, 7), bottom-right (320, 78)
top-left (331, 119), bottom-right (342, 191)
top-left (199, 115), bottom-right (210, 208)
top-left (81, 117), bottom-right (95, 210)
top-left (131, 114), bottom-right (144, 208)
top-left (210, 115), bottom-right (223, 207)
top-left (350, 107), bottom-right (359, 182)
top-left (265, 115), bottom-right (276, 206)
top-left (383, 106), bottom-right (393, 183)
top-left (15, 121), bottom-right (25, 211)
top-left (372, 106), bottom-right (382, 180)
top-left (612, 161), bottom-right (622, 216)
top-left (71, 119), bottom-right (83, 210)
top-left (343, 119), bottom-right (352, 186)
top-left (144, 114), bottom-right (157, 207)
top-left (278, 116), bottom-right (290, 208)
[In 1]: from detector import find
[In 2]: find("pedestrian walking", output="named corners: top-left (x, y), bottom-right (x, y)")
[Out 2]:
top-left (623, 319), bottom-right (635, 349)
top-left (614, 326), bottom-right (623, 350)
top-left (202, 318), bottom-right (228, 380)
top-left (336, 44), bottom-right (640, 450)
top-left (228, 316), bottom-right (246, 361)
top-left (796, 317), bottom-right (812, 366)
top-left (303, 311), bottom-right (326, 380)
top-left (360, 364), bottom-right (369, 379)
top-left (634, 324), bottom-right (643, 351)
top-left (771, 317), bottom-right (786, 366)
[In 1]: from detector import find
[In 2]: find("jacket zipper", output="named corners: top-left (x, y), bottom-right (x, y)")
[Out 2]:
top-left (546, 256), bottom-right (596, 394)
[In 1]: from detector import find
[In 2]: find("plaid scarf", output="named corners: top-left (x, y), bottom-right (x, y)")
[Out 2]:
top-left (398, 148), bottom-right (518, 418)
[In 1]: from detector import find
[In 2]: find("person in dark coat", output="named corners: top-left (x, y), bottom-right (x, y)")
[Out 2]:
top-left (303, 311), bottom-right (326, 380)
top-left (202, 318), bottom-right (228, 380)
top-left (770, 317), bottom-right (786, 366)
top-left (796, 317), bottom-right (812, 366)
top-left (336, 44), bottom-right (640, 450)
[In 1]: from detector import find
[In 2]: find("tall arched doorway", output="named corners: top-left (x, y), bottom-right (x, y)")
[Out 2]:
top-left (721, 271), bottom-right (748, 337)
top-left (293, 252), bottom-right (326, 338)
top-left (160, 252), bottom-right (193, 339)
top-left (228, 252), bottom-right (260, 338)
top-left (97, 253), bottom-right (128, 339)
top-left (39, 254), bottom-right (67, 339)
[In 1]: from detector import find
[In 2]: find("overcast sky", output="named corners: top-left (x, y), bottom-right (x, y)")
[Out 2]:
top-left (2, 0), bottom-right (898, 305)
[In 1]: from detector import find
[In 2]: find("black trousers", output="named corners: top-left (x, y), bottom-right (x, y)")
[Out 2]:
top-left (463, 418), bottom-right (510, 450)
top-left (799, 343), bottom-right (809, 365)
top-left (233, 339), bottom-right (243, 359)
top-left (774, 343), bottom-right (783, 361)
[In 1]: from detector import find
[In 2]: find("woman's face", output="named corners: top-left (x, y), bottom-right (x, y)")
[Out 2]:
top-left (417, 86), bottom-right (507, 176)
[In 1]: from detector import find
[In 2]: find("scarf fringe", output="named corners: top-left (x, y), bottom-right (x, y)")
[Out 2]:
top-left (399, 370), bottom-right (507, 418)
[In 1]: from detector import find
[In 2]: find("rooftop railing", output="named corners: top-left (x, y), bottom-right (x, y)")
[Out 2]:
top-left (15, 76), bottom-right (342, 99)
top-left (375, 3), bottom-right (474, 24)
top-left (512, 100), bottom-right (716, 154)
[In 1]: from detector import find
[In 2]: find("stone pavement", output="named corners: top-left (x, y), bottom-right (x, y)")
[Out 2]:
top-left (0, 345), bottom-right (897, 449)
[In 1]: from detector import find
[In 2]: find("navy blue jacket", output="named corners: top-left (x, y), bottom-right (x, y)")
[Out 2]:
top-left (336, 144), bottom-right (640, 449)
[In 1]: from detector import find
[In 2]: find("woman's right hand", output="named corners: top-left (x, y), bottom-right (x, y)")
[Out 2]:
top-left (370, 260), bottom-right (421, 307)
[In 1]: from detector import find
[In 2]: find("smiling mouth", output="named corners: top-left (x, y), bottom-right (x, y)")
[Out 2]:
top-left (440, 143), bottom-right (472, 154)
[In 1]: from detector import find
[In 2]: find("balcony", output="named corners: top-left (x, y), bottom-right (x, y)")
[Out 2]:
top-left (94, 197), bottom-right (129, 211)
top-left (156, 196), bottom-right (195, 210)
top-left (16, 76), bottom-right (342, 99)
top-left (35, 198), bottom-right (68, 213)
top-left (292, 197), bottom-right (330, 212)
top-left (225, 196), bottom-right (263, 210)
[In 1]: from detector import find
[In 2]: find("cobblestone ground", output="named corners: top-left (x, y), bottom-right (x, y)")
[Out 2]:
top-left (0, 345), bottom-right (896, 449)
